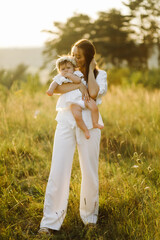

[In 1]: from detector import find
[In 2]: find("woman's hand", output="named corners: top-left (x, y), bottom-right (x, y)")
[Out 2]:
top-left (89, 58), bottom-right (97, 71)
top-left (79, 83), bottom-right (90, 101)
top-left (88, 58), bottom-right (99, 99)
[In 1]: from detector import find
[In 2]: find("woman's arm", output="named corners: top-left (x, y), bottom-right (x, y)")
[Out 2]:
top-left (54, 82), bottom-right (80, 94)
top-left (54, 82), bottom-right (90, 101)
top-left (87, 59), bottom-right (99, 99)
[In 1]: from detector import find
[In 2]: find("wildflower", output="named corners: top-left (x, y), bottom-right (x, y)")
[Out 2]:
top-left (34, 110), bottom-right (40, 119)
top-left (136, 159), bottom-right (142, 164)
top-left (132, 165), bottom-right (139, 168)
top-left (133, 152), bottom-right (138, 158)
top-left (117, 153), bottom-right (121, 159)
top-left (147, 166), bottom-right (153, 173)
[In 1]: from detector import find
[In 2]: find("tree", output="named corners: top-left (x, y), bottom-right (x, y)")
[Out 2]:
top-left (42, 13), bottom-right (93, 67)
top-left (90, 9), bottom-right (136, 67)
top-left (123, 0), bottom-right (160, 44)
top-left (0, 64), bottom-right (28, 89)
top-left (43, 6), bottom-right (159, 69)
top-left (123, 0), bottom-right (160, 67)
top-left (42, 10), bottom-right (138, 68)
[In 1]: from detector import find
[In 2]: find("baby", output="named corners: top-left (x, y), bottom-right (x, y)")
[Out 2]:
top-left (47, 56), bottom-right (103, 139)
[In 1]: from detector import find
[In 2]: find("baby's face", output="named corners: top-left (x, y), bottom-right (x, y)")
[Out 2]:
top-left (59, 62), bottom-right (74, 75)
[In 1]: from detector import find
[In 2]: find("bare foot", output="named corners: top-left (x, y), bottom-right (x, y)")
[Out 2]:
top-left (93, 123), bottom-right (104, 129)
top-left (84, 130), bottom-right (90, 139)
top-left (38, 227), bottom-right (51, 235)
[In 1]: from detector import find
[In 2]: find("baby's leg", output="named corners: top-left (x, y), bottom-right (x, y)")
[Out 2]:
top-left (46, 81), bottom-right (58, 96)
top-left (85, 99), bottom-right (104, 129)
top-left (70, 104), bottom-right (90, 139)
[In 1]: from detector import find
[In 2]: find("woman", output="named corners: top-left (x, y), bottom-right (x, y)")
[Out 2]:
top-left (39, 39), bottom-right (107, 234)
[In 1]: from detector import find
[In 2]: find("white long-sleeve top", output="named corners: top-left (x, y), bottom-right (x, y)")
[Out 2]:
top-left (55, 69), bottom-right (107, 129)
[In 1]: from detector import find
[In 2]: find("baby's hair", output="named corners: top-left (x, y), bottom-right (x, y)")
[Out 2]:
top-left (56, 55), bottom-right (76, 70)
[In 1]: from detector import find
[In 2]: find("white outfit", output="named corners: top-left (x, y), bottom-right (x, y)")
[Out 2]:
top-left (40, 70), bottom-right (107, 230)
top-left (54, 70), bottom-right (87, 109)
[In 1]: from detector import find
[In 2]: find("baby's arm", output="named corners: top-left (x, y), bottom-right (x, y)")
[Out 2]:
top-left (46, 81), bottom-right (58, 96)
top-left (62, 72), bottom-right (81, 84)
top-left (46, 74), bottom-right (70, 96)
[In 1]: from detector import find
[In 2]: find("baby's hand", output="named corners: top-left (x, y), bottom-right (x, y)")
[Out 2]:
top-left (62, 72), bottom-right (71, 78)
top-left (46, 90), bottom-right (53, 96)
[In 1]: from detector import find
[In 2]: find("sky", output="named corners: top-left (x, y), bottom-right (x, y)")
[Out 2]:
top-left (0, 0), bottom-right (127, 48)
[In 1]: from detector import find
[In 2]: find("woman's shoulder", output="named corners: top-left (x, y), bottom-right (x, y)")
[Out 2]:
top-left (96, 69), bottom-right (107, 79)
top-left (97, 69), bottom-right (107, 75)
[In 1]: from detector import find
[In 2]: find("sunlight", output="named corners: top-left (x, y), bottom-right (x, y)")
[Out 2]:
top-left (0, 0), bottom-right (125, 48)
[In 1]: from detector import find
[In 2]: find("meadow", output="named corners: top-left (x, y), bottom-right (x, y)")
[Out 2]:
top-left (0, 83), bottom-right (160, 239)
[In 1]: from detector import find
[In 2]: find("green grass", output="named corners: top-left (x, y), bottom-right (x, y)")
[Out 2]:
top-left (0, 86), bottom-right (160, 239)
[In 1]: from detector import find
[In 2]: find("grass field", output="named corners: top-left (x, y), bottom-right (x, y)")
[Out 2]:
top-left (0, 86), bottom-right (160, 240)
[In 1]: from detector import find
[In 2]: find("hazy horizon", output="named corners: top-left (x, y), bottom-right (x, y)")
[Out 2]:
top-left (0, 47), bottom-right (45, 69)
top-left (0, 46), bottom-right (45, 49)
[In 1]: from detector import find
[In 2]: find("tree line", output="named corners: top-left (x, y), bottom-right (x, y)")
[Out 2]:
top-left (42, 0), bottom-right (160, 69)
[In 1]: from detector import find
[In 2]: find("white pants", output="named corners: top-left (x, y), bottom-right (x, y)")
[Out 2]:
top-left (40, 123), bottom-right (101, 230)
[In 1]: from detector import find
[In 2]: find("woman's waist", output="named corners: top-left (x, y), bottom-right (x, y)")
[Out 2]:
top-left (55, 108), bottom-right (103, 129)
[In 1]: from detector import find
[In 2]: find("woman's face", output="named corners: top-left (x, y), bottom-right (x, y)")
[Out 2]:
top-left (72, 46), bottom-right (86, 69)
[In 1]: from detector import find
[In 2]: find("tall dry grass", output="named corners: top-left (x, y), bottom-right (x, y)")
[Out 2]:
top-left (0, 86), bottom-right (160, 239)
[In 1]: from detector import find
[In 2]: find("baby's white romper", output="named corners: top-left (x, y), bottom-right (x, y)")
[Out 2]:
top-left (54, 70), bottom-right (86, 110)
